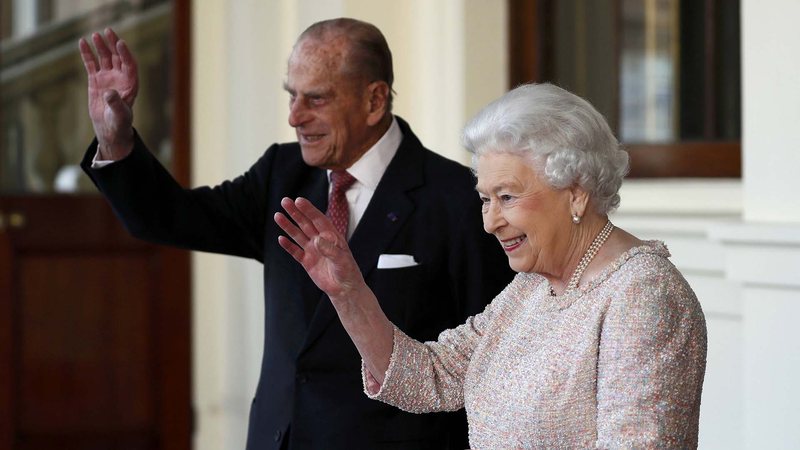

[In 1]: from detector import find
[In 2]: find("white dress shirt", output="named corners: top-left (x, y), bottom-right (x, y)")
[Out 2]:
top-left (328, 117), bottom-right (402, 239)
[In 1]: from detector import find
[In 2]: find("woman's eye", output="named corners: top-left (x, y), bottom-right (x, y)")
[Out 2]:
top-left (478, 196), bottom-right (490, 212)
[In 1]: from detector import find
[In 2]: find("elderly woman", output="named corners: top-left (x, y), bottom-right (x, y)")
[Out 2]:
top-left (274, 83), bottom-right (707, 448)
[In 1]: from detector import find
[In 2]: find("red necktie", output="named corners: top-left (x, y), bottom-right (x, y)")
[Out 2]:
top-left (327, 170), bottom-right (356, 237)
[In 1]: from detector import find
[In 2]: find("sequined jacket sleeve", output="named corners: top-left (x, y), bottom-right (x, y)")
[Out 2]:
top-left (361, 283), bottom-right (509, 413)
top-left (595, 256), bottom-right (707, 448)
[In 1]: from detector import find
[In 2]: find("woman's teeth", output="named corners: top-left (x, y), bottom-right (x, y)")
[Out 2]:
top-left (503, 236), bottom-right (526, 248)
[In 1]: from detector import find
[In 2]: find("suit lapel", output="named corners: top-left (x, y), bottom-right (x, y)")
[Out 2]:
top-left (300, 119), bottom-right (425, 353)
top-left (300, 168), bottom-right (329, 211)
top-left (268, 164), bottom-right (329, 360)
top-left (295, 169), bottom-right (330, 324)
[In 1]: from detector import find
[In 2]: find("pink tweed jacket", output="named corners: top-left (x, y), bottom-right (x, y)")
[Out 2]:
top-left (363, 242), bottom-right (707, 449)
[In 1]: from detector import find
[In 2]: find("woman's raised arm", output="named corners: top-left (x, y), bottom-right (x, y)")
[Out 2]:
top-left (274, 197), bottom-right (394, 383)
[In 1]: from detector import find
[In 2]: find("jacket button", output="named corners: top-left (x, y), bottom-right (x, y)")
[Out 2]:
top-left (273, 430), bottom-right (281, 442)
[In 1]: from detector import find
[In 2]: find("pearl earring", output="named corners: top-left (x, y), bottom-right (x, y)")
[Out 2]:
top-left (572, 214), bottom-right (581, 224)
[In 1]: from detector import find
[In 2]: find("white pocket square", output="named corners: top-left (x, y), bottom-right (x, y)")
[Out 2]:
top-left (377, 254), bottom-right (418, 269)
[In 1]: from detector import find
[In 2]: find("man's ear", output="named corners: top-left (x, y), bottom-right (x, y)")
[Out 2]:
top-left (365, 81), bottom-right (389, 126)
top-left (569, 184), bottom-right (590, 221)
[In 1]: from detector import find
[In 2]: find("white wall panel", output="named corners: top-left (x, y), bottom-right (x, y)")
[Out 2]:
top-left (742, 287), bottom-right (800, 449)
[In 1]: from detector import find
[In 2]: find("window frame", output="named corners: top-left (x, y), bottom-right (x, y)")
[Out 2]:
top-left (508, 0), bottom-right (741, 178)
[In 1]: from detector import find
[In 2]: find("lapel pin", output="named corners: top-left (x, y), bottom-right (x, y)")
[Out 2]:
top-left (387, 212), bottom-right (399, 222)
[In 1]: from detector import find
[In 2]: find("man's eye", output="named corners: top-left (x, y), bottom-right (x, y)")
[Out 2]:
top-left (479, 196), bottom-right (490, 204)
top-left (500, 194), bottom-right (513, 202)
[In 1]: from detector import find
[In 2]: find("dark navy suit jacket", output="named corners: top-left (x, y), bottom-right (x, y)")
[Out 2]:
top-left (81, 117), bottom-right (514, 449)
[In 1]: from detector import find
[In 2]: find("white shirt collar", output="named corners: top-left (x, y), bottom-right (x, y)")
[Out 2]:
top-left (328, 116), bottom-right (402, 189)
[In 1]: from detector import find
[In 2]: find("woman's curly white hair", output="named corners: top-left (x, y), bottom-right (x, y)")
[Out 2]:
top-left (462, 83), bottom-right (629, 214)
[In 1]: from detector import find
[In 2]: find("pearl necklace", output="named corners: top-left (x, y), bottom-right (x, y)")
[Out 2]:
top-left (549, 220), bottom-right (614, 296)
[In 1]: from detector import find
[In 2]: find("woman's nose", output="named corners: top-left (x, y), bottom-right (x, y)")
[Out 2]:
top-left (482, 203), bottom-right (504, 234)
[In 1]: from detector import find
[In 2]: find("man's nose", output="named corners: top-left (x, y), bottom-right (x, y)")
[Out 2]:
top-left (288, 99), bottom-right (309, 127)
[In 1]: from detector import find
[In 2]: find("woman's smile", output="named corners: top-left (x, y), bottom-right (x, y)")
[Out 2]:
top-left (501, 235), bottom-right (527, 252)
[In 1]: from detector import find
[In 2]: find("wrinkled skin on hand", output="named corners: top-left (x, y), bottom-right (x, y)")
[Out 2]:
top-left (78, 28), bottom-right (138, 159)
top-left (274, 197), bottom-right (367, 303)
top-left (275, 197), bottom-right (395, 384)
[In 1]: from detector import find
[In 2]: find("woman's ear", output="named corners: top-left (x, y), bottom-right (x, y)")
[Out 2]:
top-left (365, 81), bottom-right (389, 126)
top-left (568, 184), bottom-right (590, 221)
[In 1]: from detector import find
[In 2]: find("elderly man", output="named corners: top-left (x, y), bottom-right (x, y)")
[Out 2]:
top-left (79, 18), bottom-right (513, 450)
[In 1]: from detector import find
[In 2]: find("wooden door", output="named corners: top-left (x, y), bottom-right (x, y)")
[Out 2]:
top-left (0, 1), bottom-right (192, 448)
top-left (0, 196), bottom-right (190, 450)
